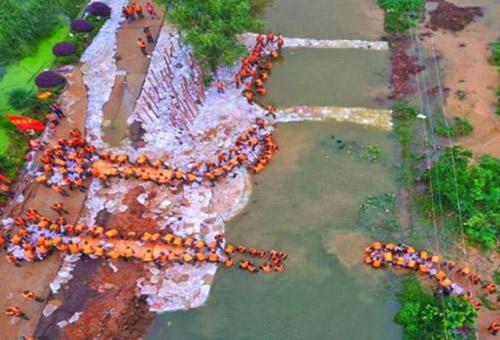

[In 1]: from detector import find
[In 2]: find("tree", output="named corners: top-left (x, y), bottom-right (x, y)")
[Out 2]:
top-left (168, 0), bottom-right (264, 73)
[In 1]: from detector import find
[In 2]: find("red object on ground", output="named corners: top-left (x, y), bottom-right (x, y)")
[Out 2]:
top-left (5, 115), bottom-right (45, 130)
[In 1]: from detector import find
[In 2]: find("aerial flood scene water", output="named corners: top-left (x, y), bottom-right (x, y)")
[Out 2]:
top-left (1, 1), bottom-right (500, 340)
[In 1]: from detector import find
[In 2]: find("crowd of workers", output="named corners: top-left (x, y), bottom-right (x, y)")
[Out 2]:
top-left (34, 117), bottom-right (277, 194)
top-left (232, 31), bottom-right (284, 111)
top-left (2, 209), bottom-right (287, 275)
top-left (34, 128), bottom-right (95, 195)
top-left (364, 241), bottom-right (500, 335)
top-left (122, 2), bottom-right (157, 21)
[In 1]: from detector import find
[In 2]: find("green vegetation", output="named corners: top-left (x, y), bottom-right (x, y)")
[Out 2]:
top-left (55, 15), bottom-right (107, 66)
top-left (376, 0), bottom-right (425, 33)
top-left (0, 1), bottom-right (104, 193)
top-left (493, 270), bottom-right (500, 285)
top-left (167, 0), bottom-right (264, 72)
top-left (7, 89), bottom-right (37, 110)
top-left (489, 41), bottom-right (500, 115)
top-left (424, 146), bottom-right (500, 249)
top-left (433, 116), bottom-right (473, 138)
top-left (358, 193), bottom-right (400, 239)
top-left (396, 275), bottom-right (478, 340)
top-left (392, 101), bottom-right (420, 187)
top-left (322, 137), bottom-right (384, 163)
top-left (0, 0), bottom-right (87, 65)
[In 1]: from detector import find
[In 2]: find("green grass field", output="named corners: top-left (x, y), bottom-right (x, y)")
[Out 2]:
top-left (0, 25), bottom-right (69, 154)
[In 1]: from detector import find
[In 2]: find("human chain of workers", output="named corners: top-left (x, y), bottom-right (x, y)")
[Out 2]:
top-left (364, 242), bottom-right (500, 336)
top-left (0, 31), bottom-right (288, 331)
top-left (33, 118), bottom-right (277, 195)
top-left (1, 208), bottom-right (288, 324)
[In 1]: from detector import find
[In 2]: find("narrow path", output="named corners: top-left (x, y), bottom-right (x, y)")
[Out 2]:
top-left (0, 67), bottom-right (89, 340)
top-left (102, 0), bottom-right (165, 147)
top-left (276, 105), bottom-right (393, 130)
top-left (243, 33), bottom-right (389, 50)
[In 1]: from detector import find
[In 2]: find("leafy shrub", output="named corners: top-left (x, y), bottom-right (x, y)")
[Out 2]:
top-left (87, 2), bottom-right (111, 17)
top-left (377, 0), bottom-right (425, 33)
top-left (71, 19), bottom-right (94, 33)
top-left (0, 0), bottom-right (88, 64)
top-left (395, 275), bottom-right (478, 340)
top-left (425, 146), bottom-right (500, 249)
top-left (489, 41), bottom-right (500, 66)
top-left (434, 116), bottom-right (473, 137)
top-left (7, 88), bottom-right (37, 110)
top-left (35, 71), bottom-right (66, 88)
top-left (168, 0), bottom-right (264, 72)
top-left (52, 42), bottom-right (77, 56)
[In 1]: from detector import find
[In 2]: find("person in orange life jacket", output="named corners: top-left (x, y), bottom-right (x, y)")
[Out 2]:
top-left (216, 80), bottom-right (225, 94)
top-left (137, 38), bottom-right (147, 55)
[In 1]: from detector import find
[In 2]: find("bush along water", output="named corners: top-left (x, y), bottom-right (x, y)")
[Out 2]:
top-left (489, 41), bottom-right (500, 115)
top-left (432, 115), bottom-right (473, 138)
top-left (376, 0), bottom-right (426, 34)
top-left (167, 0), bottom-right (264, 73)
top-left (395, 275), bottom-right (478, 340)
top-left (423, 146), bottom-right (500, 250)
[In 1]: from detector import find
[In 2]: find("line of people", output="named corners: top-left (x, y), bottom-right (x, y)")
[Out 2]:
top-left (36, 118), bottom-right (277, 194)
top-left (3, 210), bottom-right (287, 275)
top-left (364, 242), bottom-right (498, 320)
top-left (239, 31), bottom-right (283, 106)
top-left (35, 128), bottom-right (94, 195)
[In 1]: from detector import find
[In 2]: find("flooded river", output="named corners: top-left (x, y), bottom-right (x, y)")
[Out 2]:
top-left (148, 121), bottom-right (402, 340)
top-left (148, 0), bottom-right (403, 339)
top-left (265, 48), bottom-right (388, 108)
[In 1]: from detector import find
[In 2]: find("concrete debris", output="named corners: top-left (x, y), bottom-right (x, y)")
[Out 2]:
top-left (276, 106), bottom-right (394, 131)
top-left (42, 303), bottom-right (59, 318)
top-left (50, 254), bottom-right (79, 294)
top-left (109, 262), bottom-right (119, 273)
top-left (1, 218), bottom-right (13, 229)
top-left (57, 320), bottom-right (68, 328)
top-left (68, 312), bottom-right (83, 323)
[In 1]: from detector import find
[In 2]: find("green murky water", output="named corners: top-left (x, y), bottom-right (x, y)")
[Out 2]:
top-left (253, 0), bottom-right (384, 40)
top-left (264, 48), bottom-right (389, 108)
top-left (147, 121), bottom-right (402, 340)
top-left (147, 0), bottom-right (402, 338)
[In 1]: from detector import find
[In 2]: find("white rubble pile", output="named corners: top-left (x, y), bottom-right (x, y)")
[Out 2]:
top-left (276, 106), bottom-right (394, 131)
top-left (145, 262), bottom-right (217, 312)
top-left (81, 0), bottom-right (128, 149)
top-left (137, 171), bottom-right (249, 312)
top-left (128, 25), bottom-right (268, 169)
top-left (50, 254), bottom-right (81, 294)
top-left (242, 33), bottom-right (389, 50)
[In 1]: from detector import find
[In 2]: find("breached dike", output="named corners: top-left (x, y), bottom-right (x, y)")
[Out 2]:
top-left (276, 106), bottom-right (393, 131)
top-left (242, 33), bottom-right (389, 50)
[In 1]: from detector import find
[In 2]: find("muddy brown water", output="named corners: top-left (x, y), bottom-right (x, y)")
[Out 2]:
top-left (147, 121), bottom-right (402, 340)
top-left (264, 48), bottom-right (389, 108)
top-left (147, 0), bottom-right (404, 339)
top-left (253, 0), bottom-right (384, 40)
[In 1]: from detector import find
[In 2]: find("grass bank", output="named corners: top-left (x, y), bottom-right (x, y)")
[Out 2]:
top-left (489, 41), bottom-right (500, 115)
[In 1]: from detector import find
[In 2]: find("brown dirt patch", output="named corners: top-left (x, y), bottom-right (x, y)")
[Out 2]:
top-left (428, 0), bottom-right (483, 32)
top-left (387, 34), bottom-right (425, 99)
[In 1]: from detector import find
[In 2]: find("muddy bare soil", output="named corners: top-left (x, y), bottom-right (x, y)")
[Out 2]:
top-left (428, 0), bottom-right (483, 32)
top-left (33, 186), bottom-right (166, 340)
top-left (387, 34), bottom-right (425, 99)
